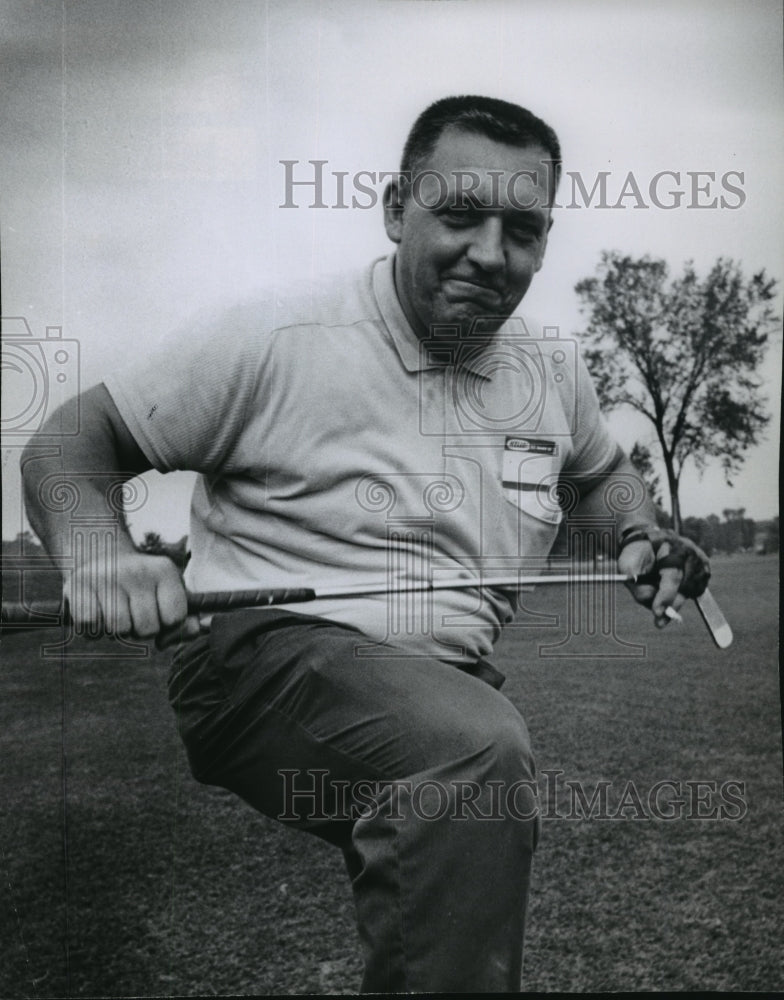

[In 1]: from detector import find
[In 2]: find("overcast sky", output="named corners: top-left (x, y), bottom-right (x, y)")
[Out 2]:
top-left (2, 0), bottom-right (782, 539)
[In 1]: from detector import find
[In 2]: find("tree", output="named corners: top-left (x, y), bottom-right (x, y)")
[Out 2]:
top-left (575, 252), bottom-right (776, 531)
top-left (682, 516), bottom-right (713, 556)
top-left (758, 516), bottom-right (779, 555)
top-left (721, 508), bottom-right (756, 553)
top-left (627, 442), bottom-right (671, 527)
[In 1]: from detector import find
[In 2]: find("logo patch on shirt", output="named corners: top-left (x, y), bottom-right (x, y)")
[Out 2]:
top-left (504, 436), bottom-right (557, 456)
top-left (501, 436), bottom-right (563, 525)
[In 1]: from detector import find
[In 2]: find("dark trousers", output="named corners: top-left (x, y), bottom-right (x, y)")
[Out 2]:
top-left (169, 608), bottom-right (539, 993)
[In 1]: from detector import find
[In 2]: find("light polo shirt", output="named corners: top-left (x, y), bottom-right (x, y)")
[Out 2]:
top-left (105, 254), bottom-right (618, 664)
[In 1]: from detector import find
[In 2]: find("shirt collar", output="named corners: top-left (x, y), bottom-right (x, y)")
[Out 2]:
top-left (372, 254), bottom-right (505, 379)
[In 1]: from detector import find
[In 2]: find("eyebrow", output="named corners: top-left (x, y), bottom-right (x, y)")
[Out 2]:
top-left (446, 190), bottom-right (547, 218)
top-left (507, 211), bottom-right (547, 232)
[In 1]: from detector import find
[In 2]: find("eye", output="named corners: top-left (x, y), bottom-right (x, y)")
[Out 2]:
top-left (437, 206), bottom-right (481, 227)
top-left (508, 224), bottom-right (541, 245)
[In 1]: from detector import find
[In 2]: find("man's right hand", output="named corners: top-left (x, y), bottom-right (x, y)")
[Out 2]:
top-left (63, 550), bottom-right (201, 643)
top-left (22, 384), bottom-right (203, 649)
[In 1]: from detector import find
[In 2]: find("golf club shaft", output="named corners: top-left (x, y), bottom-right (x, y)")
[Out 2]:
top-left (1, 574), bottom-right (731, 647)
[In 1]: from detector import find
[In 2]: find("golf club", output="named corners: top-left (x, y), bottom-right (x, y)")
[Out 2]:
top-left (1, 573), bottom-right (733, 647)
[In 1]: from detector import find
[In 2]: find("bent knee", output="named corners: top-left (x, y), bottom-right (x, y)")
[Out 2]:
top-left (483, 711), bottom-right (536, 785)
top-left (434, 692), bottom-right (536, 789)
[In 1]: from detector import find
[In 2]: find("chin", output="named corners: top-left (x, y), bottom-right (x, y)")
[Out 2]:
top-left (425, 302), bottom-right (497, 337)
top-left (451, 310), bottom-right (505, 337)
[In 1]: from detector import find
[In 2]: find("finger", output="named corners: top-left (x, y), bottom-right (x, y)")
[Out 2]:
top-left (108, 591), bottom-right (133, 636)
top-left (625, 580), bottom-right (657, 609)
top-left (64, 581), bottom-right (103, 633)
top-left (655, 602), bottom-right (686, 629)
top-left (155, 577), bottom-right (189, 628)
top-left (617, 540), bottom-right (656, 580)
top-left (619, 539), bottom-right (657, 609)
top-left (128, 589), bottom-right (165, 639)
top-left (155, 615), bottom-right (202, 651)
top-left (651, 566), bottom-right (683, 623)
top-left (670, 592), bottom-right (687, 612)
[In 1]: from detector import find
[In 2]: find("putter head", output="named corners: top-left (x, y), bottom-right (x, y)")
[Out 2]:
top-left (695, 589), bottom-right (733, 649)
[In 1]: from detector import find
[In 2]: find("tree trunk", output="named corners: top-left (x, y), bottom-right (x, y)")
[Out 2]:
top-left (661, 452), bottom-right (682, 533)
top-left (669, 491), bottom-right (682, 534)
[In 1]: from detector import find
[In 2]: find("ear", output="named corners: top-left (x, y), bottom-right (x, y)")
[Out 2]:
top-left (383, 181), bottom-right (405, 244)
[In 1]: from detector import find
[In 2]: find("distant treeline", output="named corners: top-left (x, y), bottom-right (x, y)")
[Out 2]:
top-left (680, 511), bottom-right (778, 557)
top-left (526, 509), bottom-right (776, 561)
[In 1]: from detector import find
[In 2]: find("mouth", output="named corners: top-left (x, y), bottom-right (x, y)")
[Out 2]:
top-left (441, 275), bottom-right (504, 302)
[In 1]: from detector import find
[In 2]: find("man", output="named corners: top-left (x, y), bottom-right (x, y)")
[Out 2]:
top-left (22, 96), bottom-right (709, 992)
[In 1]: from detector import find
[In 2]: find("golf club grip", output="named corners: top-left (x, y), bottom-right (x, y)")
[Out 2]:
top-left (187, 588), bottom-right (318, 612)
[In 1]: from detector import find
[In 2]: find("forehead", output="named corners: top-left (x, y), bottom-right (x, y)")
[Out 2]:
top-left (416, 126), bottom-right (552, 210)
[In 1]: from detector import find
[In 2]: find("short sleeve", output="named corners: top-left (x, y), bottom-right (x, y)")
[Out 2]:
top-left (104, 298), bottom-right (271, 474)
top-left (561, 347), bottom-right (620, 477)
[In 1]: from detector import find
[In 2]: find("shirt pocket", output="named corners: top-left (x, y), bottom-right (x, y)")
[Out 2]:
top-left (501, 436), bottom-right (564, 525)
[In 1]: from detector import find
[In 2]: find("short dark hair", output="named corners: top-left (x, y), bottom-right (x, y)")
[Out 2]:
top-left (401, 95), bottom-right (561, 194)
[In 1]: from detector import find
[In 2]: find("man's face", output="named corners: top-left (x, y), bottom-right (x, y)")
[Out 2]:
top-left (385, 126), bottom-right (552, 339)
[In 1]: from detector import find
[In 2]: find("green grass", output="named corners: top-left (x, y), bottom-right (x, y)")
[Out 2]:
top-left (1, 554), bottom-right (781, 995)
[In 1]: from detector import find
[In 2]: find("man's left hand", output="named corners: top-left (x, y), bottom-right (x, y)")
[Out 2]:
top-left (617, 527), bottom-right (711, 628)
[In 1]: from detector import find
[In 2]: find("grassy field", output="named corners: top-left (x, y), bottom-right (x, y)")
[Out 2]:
top-left (1, 553), bottom-right (781, 995)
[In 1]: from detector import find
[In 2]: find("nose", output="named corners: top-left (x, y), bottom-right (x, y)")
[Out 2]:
top-left (465, 217), bottom-right (505, 272)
